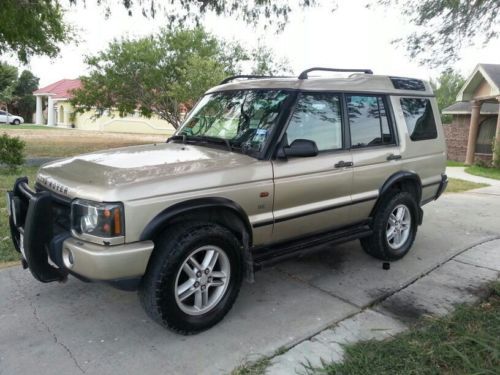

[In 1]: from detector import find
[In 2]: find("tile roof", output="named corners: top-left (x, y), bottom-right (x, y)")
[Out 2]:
top-left (33, 79), bottom-right (82, 99)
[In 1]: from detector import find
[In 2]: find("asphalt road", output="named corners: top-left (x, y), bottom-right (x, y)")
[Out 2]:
top-left (1, 186), bottom-right (499, 375)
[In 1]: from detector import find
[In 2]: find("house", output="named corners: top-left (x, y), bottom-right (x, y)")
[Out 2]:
top-left (442, 64), bottom-right (500, 164)
top-left (33, 79), bottom-right (175, 135)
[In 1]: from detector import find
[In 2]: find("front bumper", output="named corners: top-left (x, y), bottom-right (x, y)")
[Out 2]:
top-left (7, 177), bottom-right (154, 283)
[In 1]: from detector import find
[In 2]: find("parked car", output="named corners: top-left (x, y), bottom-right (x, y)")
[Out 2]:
top-left (0, 110), bottom-right (24, 125)
top-left (7, 68), bottom-right (447, 334)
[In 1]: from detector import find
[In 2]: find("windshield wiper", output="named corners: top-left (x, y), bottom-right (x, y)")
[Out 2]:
top-left (168, 134), bottom-right (234, 153)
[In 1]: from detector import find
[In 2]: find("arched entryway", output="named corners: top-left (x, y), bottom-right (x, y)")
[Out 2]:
top-left (476, 117), bottom-right (497, 154)
top-left (59, 105), bottom-right (65, 124)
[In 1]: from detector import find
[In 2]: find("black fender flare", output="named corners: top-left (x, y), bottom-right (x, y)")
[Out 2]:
top-left (372, 170), bottom-right (423, 222)
top-left (139, 197), bottom-right (253, 245)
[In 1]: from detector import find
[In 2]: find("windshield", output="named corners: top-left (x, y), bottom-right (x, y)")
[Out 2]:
top-left (176, 90), bottom-right (290, 155)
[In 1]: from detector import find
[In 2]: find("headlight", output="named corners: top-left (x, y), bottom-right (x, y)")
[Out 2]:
top-left (71, 199), bottom-right (124, 241)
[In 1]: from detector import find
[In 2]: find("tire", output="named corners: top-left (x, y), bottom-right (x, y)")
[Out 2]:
top-left (12, 119), bottom-right (20, 125)
top-left (361, 191), bottom-right (418, 261)
top-left (139, 222), bottom-right (243, 334)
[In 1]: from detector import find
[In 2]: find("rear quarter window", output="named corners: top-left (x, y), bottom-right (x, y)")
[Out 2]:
top-left (400, 98), bottom-right (437, 141)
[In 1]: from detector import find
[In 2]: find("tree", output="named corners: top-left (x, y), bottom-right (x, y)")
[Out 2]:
top-left (12, 71), bottom-right (40, 121)
top-left (430, 69), bottom-right (465, 124)
top-left (71, 27), bottom-right (290, 128)
top-left (0, 0), bottom-right (71, 63)
top-left (0, 63), bottom-right (18, 109)
top-left (378, 0), bottom-right (500, 67)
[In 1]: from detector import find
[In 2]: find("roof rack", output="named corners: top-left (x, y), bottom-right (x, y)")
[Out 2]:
top-left (298, 67), bottom-right (373, 79)
top-left (219, 75), bottom-right (293, 85)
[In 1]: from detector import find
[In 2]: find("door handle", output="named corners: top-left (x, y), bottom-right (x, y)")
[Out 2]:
top-left (387, 154), bottom-right (402, 161)
top-left (334, 160), bottom-right (354, 168)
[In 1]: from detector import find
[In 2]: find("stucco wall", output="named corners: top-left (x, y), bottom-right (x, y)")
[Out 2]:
top-left (55, 102), bottom-right (176, 135)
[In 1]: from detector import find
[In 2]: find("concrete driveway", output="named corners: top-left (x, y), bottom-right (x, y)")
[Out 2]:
top-left (1, 187), bottom-right (499, 375)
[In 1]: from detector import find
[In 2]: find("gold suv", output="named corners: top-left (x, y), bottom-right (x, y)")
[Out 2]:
top-left (7, 68), bottom-right (447, 333)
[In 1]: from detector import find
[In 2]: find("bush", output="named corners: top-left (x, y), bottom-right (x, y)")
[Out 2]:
top-left (0, 133), bottom-right (25, 171)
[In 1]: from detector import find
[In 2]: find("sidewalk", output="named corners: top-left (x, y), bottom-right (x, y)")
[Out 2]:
top-left (446, 166), bottom-right (500, 187)
top-left (264, 239), bottom-right (500, 374)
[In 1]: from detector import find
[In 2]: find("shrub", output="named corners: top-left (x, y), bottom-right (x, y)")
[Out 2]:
top-left (0, 133), bottom-right (25, 171)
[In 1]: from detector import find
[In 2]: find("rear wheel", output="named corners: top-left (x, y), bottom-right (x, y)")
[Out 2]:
top-left (139, 222), bottom-right (243, 334)
top-left (361, 192), bottom-right (418, 261)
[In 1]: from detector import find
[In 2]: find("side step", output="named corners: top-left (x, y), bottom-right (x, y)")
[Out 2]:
top-left (253, 222), bottom-right (372, 270)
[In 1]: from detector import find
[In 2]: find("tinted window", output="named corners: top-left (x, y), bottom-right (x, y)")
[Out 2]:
top-left (347, 95), bottom-right (394, 148)
top-left (400, 98), bottom-right (437, 141)
top-left (390, 77), bottom-right (426, 91)
top-left (286, 93), bottom-right (342, 151)
top-left (0, 111), bottom-right (5, 115)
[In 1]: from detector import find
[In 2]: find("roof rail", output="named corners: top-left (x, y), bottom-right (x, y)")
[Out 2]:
top-left (219, 75), bottom-right (293, 85)
top-left (298, 67), bottom-right (373, 79)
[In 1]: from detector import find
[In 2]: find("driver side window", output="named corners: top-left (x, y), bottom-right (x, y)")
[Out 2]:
top-left (286, 93), bottom-right (343, 151)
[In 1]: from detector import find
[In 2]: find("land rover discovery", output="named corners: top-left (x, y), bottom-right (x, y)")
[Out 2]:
top-left (7, 68), bottom-right (447, 333)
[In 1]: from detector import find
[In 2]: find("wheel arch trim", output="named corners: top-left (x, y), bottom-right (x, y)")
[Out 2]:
top-left (139, 197), bottom-right (253, 245)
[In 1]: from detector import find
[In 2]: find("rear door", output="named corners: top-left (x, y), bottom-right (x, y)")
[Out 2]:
top-left (0, 111), bottom-right (6, 123)
top-left (346, 94), bottom-right (400, 221)
top-left (271, 92), bottom-right (354, 243)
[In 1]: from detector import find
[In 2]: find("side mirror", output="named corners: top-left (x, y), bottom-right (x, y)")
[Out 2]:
top-left (282, 139), bottom-right (318, 158)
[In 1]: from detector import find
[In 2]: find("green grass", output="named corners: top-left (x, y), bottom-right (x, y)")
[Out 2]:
top-left (313, 282), bottom-right (500, 375)
top-left (465, 165), bottom-right (500, 181)
top-left (446, 178), bottom-right (489, 193)
top-left (0, 124), bottom-right (60, 130)
top-left (0, 167), bottom-right (38, 263)
top-left (446, 160), bottom-right (465, 167)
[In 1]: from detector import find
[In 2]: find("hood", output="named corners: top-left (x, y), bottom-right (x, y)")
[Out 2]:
top-left (36, 142), bottom-right (260, 201)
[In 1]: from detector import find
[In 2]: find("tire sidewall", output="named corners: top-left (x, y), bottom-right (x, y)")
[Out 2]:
top-left (154, 225), bottom-right (243, 332)
top-left (379, 192), bottom-right (418, 259)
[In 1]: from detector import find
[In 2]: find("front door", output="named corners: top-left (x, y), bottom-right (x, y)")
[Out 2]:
top-left (271, 92), bottom-right (354, 243)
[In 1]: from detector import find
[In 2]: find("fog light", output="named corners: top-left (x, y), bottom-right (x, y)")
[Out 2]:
top-left (62, 247), bottom-right (74, 269)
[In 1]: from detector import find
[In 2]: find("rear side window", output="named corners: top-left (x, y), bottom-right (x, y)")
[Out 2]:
top-left (347, 95), bottom-right (394, 148)
top-left (286, 93), bottom-right (343, 151)
top-left (400, 98), bottom-right (437, 141)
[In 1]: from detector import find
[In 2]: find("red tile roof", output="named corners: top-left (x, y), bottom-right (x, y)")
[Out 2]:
top-left (33, 79), bottom-right (82, 99)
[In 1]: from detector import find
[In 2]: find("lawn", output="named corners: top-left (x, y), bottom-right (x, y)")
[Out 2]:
top-left (1, 126), bottom-right (167, 158)
top-left (465, 165), bottom-right (500, 181)
top-left (0, 167), bottom-right (38, 263)
top-left (446, 160), bottom-right (465, 167)
top-left (314, 282), bottom-right (500, 375)
top-left (446, 178), bottom-right (489, 193)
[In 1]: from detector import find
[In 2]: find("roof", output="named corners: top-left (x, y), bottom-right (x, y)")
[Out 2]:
top-left (442, 101), bottom-right (499, 115)
top-left (207, 74), bottom-right (434, 96)
top-left (456, 63), bottom-right (500, 101)
top-left (33, 79), bottom-right (82, 99)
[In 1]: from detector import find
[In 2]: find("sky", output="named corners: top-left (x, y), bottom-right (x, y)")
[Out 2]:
top-left (7, 0), bottom-right (500, 88)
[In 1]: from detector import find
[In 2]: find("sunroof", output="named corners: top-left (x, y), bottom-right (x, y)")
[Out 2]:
top-left (389, 77), bottom-right (426, 91)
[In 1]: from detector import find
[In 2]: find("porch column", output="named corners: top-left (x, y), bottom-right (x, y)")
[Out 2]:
top-left (494, 96), bottom-right (500, 164)
top-left (47, 96), bottom-right (55, 126)
top-left (465, 100), bottom-right (482, 165)
top-left (35, 96), bottom-right (43, 124)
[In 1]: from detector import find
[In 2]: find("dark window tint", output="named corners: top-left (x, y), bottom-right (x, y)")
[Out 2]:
top-left (286, 93), bottom-right (342, 151)
top-left (347, 95), bottom-right (394, 148)
top-left (390, 77), bottom-right (426, 91)
top-left (476, 117), bottom-right (496, 154)
top-left (0, 111), bottom-right (5, 115)
top-left (400, 98), bottom-right (437, 141)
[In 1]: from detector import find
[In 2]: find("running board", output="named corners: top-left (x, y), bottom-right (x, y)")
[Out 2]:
top-left (252, 222), bottom-right (372, 270)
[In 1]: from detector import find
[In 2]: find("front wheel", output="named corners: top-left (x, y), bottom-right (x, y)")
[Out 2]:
top-left (139, 223), bottom-right (243, 334)
top-left (361, 192), bottom-right (418, 261)
top-left (12, 119), bottom-right (20, 125)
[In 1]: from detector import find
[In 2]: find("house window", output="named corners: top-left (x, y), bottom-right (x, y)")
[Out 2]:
top-left (400, 98), bottom-right (438, 141)
top-left (347, 95), bottom-right (394, 148)
top-left (59, 105), bottom-right (65, 123)
top-left (476, 117), bottom-right (497, 154)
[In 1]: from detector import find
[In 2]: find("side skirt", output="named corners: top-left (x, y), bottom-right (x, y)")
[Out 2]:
top-left (252, 221), bottom-right (372, 270)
